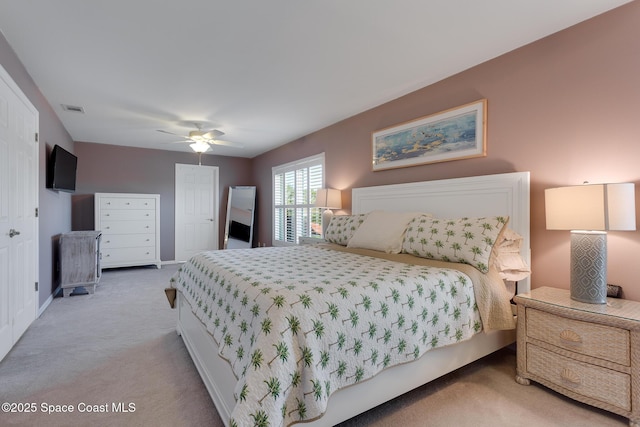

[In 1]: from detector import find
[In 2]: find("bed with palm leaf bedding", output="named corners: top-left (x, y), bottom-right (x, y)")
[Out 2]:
top-left (170, 172), bottom-right (531, 427)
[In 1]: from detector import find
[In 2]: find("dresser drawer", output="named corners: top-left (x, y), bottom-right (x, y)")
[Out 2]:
top-left (102, 247), bottom-right (156, 264)
top-left (526, 308), bottom-right (630, 366)
top-left (99, 209), bottom-right (155, 221)
top-left (102, 233), bottom-right (155, 249)
top-left (99, 220), bottom-right (156, 235)
top-left (527, 344), bottom-right (630, 411)
top-left (100, 197), bottom-right (156, 210)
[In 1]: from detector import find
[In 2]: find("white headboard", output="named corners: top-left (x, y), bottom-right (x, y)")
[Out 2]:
top-left (352, 172), bottom-right (531, 292)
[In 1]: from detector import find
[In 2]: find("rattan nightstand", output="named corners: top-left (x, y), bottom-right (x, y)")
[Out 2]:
top-left (514, 287), bottom-right (640, 426)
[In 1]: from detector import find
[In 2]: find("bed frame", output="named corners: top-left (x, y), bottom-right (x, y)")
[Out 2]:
top-left (176, 171), bottom-right (530, 426)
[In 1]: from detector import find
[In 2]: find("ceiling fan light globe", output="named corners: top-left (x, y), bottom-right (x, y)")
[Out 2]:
top-left (190, 141), bottom-right (210, 153)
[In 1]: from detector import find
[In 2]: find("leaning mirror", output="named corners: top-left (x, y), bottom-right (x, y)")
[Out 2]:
top-left (224, 186), bottom-right (256, 249)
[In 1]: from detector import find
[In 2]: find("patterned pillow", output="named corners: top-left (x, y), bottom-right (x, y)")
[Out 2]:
top-left (402, 215), bottom-right (509, 273)
top-left (324, 214), bottom-right (368, 246)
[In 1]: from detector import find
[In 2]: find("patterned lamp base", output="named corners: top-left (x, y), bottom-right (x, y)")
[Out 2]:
top-left (570, 231), bottom-right (607, 304)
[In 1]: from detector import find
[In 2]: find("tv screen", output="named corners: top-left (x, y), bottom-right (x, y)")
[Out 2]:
top-left (229, 220), bottom-right (251, 242)
top-left (47, 144), bottom-right (77, 193)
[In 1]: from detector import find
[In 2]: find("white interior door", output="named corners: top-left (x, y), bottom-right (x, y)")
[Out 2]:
top-left (0, 64), bottom-right (39, 362)
top-left (175, 164), bottom-right (219, 262)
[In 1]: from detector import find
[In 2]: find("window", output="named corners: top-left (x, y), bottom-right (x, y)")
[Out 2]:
top-left (273, 153), bottom-right (324, 245)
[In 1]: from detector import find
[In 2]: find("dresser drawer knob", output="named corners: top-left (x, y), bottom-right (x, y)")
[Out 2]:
top-left (560, 329), bottom-right (582, 343)
top-left (560, 368), bottom-right (581, 386)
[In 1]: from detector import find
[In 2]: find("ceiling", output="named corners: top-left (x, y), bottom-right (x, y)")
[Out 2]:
top-left (0, 1), bottom-right (632, 158)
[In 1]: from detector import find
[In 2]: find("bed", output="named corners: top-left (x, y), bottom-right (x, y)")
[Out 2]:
top-left (171, 171), bottom-right (531, 426)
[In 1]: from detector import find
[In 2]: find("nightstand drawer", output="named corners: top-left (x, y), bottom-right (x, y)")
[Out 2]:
top-left (527, 308), bottom-right (630, 366)
top-left (527, 344), bottom-right (631, 411)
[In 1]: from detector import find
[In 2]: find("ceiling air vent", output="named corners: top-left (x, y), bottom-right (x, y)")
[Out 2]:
top-left (61, 104), bottom-right (85, 113)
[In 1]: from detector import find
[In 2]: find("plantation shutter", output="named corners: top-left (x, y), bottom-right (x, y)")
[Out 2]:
top-left (273, 153), bottom-right (324, 245)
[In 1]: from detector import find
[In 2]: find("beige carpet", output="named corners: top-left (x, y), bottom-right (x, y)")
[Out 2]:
top-left (0, 264), bottom-right (627, 426)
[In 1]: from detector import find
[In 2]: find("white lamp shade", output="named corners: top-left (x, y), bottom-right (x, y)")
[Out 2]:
top-left (315, 188), bottom-right (342, 209)
top-left (545, 183), bottom-right (636, 231)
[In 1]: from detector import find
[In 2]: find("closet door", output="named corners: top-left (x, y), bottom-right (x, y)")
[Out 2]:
top-left (175, 164), bottom-right (219, 261)
top-left (0, 64), bottom-right (39, 362)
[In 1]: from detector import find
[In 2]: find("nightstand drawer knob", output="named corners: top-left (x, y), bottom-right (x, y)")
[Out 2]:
top-left (560, 368), bottom-right (581, 386)
top-left (560, 329), bottom-right (582, 343)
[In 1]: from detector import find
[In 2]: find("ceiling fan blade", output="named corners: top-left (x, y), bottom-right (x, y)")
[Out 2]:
top-left (202, 129), bottom-right (225, 139)
top-left (157, 129), bottom-right (185, 137)
top-left (210, 139), bottom-right (243, 148)
top-left (157, 127), bottom-right (237, 148)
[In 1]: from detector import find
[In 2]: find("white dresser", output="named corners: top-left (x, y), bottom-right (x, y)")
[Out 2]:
top-left (94, 193), bottom-right (161, 269)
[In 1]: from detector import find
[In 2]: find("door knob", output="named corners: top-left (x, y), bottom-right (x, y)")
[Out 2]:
top-left (8, 229), bottom-right (20, 238)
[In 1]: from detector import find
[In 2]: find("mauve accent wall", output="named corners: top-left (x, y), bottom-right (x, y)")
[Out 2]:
top-left (252, 2), bottom-right (640, 300)
top-left (73, 141), bottom-right (253, 261)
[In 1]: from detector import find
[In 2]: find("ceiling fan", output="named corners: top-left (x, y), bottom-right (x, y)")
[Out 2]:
top-left (156, 123), bottom-right (242, 152)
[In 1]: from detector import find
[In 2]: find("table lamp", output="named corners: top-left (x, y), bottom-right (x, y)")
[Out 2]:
top-left (545, 183), bottom-right (636, 303)
top-left (315, 188), bottom-right (342, 236)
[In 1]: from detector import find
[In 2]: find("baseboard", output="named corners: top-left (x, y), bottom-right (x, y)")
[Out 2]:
top-left (38, 288), bottom-right (58, 318)
top-left (161, 260), bottom-right (183, 266)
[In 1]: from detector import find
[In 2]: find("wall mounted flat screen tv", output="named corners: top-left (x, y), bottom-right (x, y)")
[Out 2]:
top-left (47, 144), bottom-right (77, 193)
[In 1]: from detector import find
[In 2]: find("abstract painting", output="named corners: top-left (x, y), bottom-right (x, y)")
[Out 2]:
top-left (372, 99), bottom-right (486, 171)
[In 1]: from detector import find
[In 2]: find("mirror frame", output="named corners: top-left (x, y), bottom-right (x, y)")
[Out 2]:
top-left (223, 186), bottom-right (256, 249)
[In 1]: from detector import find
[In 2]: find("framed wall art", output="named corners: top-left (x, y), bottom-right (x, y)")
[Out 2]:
top-left (372, 99), bottom-right (487, 171)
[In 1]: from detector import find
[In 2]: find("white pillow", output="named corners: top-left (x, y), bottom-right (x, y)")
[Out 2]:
top-left (347, 210), bottom-right (422, 253)
top-left (494, 252), bottom-right (531, 281)
top-left (491, 228), bottom-right (531, 281)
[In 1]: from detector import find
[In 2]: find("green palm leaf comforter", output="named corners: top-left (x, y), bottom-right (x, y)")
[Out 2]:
top-left (171, 245), bottom-right (490, 427)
